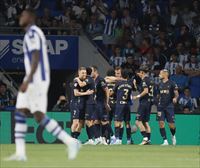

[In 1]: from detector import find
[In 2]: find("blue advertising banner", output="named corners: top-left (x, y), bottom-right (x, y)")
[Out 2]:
top-left (0, 35), bottom-right (78, 70)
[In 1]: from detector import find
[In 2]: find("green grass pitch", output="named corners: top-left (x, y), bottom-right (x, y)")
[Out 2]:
top-left (0, 144), bottom-right (199, 168)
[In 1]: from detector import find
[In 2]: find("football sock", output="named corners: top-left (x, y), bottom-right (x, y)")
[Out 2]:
top-left (86, 125), bottom-right (91, 139)
top-left (73, 132), bottom-right (80, 139)
top-left (170, 128), bottom-right (176, 136)
top-left (119, 127), bottom-right (124, 140)
top-left (146, 132), bottom-right (151, 140)
top-left (15, 111), bottom-right (27, 156)
top-left (109, 124), bottom-right (114, 137)
top-left (126, 127), bottom-right (131, 140)
top-left (40, 116), bottom-right (74, 145)
top-left (141, 131), bottom-right (147, 138)
top-left (160, 128), bottom-right (167, 140)
top-left (115, 127), bottom-right (120, 139)
top-left (94, 124), bottom-right (101, 138)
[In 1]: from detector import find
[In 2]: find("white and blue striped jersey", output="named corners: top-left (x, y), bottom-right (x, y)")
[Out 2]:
top-left (23, 25), bottom-right (50, 84)
top-left (103, 16), bottom-right (119, 36)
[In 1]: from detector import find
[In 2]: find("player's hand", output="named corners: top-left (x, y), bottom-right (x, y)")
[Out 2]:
top-left (19, 81), bottom-right (29, 93)
top-left (86, 90), bottom-right (94, 95)
top-left (173, 98), bottom-right (177, 104)
top-left (133, 96), bottom-right (137, 100)
top-left (105, 103), bottom-right (111, 112)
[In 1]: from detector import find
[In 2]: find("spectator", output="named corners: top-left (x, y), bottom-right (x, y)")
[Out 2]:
top-left (0, 83), bottom-right (14, 110)
top-left (178, 88), bottom-right (198, 113)
top-left (164, 52), bottom-right (182, 75)
top-left (26, 0), bottom-right (40, 10)
top-left (109, 45), bottom-right (126, 67)
top-left (52, 95), bottom-right (70, 112)
top-left (103, 9), bottom-right (120, 49)
top-left (4, 0), bottom-right (17, 26)
top-left (122, 40), bottom-right (135, 58)
top-left (55, 8), bottom-right (71, 26)
top-left (166, 3), bottom-right (183, 29)
top-left (175, 42), bottom-right (189, 66)
top-left (184, 54), bottom-right (200, 77)
top-left (170, 65), bottom-right (189, 93)
top-left (72, 0), bottom-right (85, 19)
top-left (121, 8), bottom-right (131, 29)
top-left (41, 8), bottom-right (53, 27)
top-left (181, 6), bottom-right (196, 29)
top-left (121, 55), bottom-right (139, 77)
top-left (69, 17), bottom-right (82, 35)
top-left (86, 14), bottom-right (103, 39)
top-left (91, 0), bottom-right (108, 21)
top-left (153, 45), bottom-right (167, 69)
top-left (176, 25), bottom-right (196, 47)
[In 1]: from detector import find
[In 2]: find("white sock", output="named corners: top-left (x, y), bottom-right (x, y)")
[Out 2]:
top-left (15, 123), bottom-right (27, 156)
top-left (42, 118), bottom-right (74, 145)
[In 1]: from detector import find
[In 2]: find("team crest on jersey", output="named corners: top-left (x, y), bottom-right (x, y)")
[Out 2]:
top-left (157, 112), bottom-right (161, 117)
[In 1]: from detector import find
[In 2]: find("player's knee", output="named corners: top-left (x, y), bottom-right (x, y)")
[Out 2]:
top-left (168, 123), bottom-right (175, 129)
top-left (159, 121), bottom-right (165, 128)
top-left (34, 112), bottom-right (45, 123)
top-left (125, 122), bottom-right (130, 128)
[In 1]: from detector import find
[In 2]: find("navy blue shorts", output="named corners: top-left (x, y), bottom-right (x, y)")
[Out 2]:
top-left (136, 101), bottom-right (152, 122)
top-left (114, 104), bottom-right (130, 122)
top-left (93, 102), bottom-right (109, 121)
top-left (71, 102), bottom-right (85, 120)
top-left (109, 103), bottom-right (115, 121)
top-left (85, 104), bottom-right (96, 120)
top-left (157, 104), bottom-right (175, 123)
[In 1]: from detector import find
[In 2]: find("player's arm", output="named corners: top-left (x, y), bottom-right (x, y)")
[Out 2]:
top-left (133, 81), bottom-right (148, 100)
top-left (74, 77), bottom-right (88, 87)
top-left (74, 89), bottom-right (94, 96)
top-left (173, 84), bottom-right (179, 104)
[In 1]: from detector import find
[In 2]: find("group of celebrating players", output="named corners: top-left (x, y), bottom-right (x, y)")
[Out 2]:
top-left (70, 65), bottom-right (179, 146)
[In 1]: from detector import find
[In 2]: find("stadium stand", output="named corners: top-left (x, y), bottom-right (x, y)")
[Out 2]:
top-left (0, 0), bottom-right (199, 113)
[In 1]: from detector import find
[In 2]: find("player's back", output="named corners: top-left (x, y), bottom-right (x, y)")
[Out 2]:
top-left (23, 25), bottom-right (50, 84)
top-left (115, 80), bottom-right (132, 104)
top-left (85, 76), bottom-right (96, 104)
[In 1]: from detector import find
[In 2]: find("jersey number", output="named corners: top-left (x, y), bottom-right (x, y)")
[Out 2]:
top-left (148, 85), bottom-right (154, 97)
top-left (122, 89), bottom-right (129, 100)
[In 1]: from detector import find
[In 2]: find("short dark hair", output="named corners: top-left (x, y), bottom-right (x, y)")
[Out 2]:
top-left (78, 66), bottom-right (86, 71)
top-left (121, 69), bottom-right (129, 79)
top-left (24, 8), bottom-right (36, 19)
top-left (91, 65), bottom-right (98, 71)
top-left (86, 67), bottom-right (92, 75)
top-left (106, 68), bottom-right (115, 76)
top-left (139, 65), bottom-right (149, 73)
top-left (115, 66), bottom-right (122, 71)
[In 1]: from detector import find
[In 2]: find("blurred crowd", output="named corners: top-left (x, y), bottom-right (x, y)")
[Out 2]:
top-left (0, 0), bottom-right (199, 113)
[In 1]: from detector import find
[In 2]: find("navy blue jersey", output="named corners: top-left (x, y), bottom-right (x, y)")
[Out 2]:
top-left (158, 80), bottom-right (178, 107)
top-left (85, 76), bottom-right (96, 104)
top-left (114, 80), bottom-right (133, 104)
top-left (95, 76), bottom-right (107, 102)
top-left (107, 82), bottom-right (116, 104)
top-left (72, 78), bottom-right (87, 104)
top-left (137, 76), bottom-right (154, 102)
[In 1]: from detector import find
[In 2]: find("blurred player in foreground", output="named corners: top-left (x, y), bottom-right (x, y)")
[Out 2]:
top-left (5, 9), bottom-right (80, 161)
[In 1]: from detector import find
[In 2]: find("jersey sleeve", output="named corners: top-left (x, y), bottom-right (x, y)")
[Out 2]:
top-left (26, 30), bottom-right (41, 52)
top-left (100, 78), bottom-right (107, 89)
top-left (172, 81), bottom-right (178, 90)
top-left (73, 79), bottom-right (79, 90)
top-left (142, 79), bottom-right (148, 88)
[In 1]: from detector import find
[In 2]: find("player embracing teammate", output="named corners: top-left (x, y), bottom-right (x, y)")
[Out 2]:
top-left (70, 66), bottom-right (179, 146)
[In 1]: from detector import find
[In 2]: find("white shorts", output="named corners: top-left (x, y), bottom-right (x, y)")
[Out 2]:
top-left (16, 83), bottom-right (49, 113)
